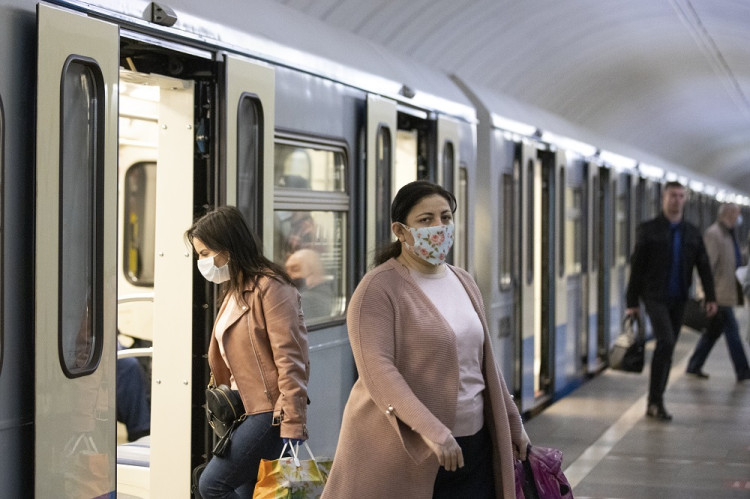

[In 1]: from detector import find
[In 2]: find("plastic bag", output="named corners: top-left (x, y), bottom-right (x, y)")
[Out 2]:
top-left (253, 441), bottom-right (332, 499)
top-left (514, 445), bottom-right (574, 499)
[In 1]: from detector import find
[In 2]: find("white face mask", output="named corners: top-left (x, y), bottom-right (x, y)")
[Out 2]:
top-left (401, 223), bottom-right (455, 266)
top-left (197, 255), bottom-right (230, 284)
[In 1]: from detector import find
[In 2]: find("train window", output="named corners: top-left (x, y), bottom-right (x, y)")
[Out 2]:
top-left (558, 167), bottom-right (566, 277)
top-left (455, 165), bottom-right (467, 269)
top-left (237, 93), bottom-right (263, 232)
top-left (500, 173), bottom-right (513, 289)
top-left (59, 58), bottom-right (105, 376)
top-left (591, 174), bottom-right (599, 270)
top-left (526, 159), bottom-right (534, 285)
top-left (442, 141), bottom-right (455, 194)
top-left (123, 162), bottom-right (156, 286)
top-left (566, 184), bottom-right (582, 274)
top-left (273, 138), bottom-right (348, 327)
top-left (375, 127), bottom-right (392, 248)
top-left (617, 177), bottom-right (630, 261)
top-left (0, 96), bottom-right (4, 372)
top-left (274, 142), bottom-right (345, 192)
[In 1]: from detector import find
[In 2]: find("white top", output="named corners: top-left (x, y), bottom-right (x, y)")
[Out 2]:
top-left (214, 294), bottom-right (239, 389)
top-left (409, 266), bottom-right (485, 437)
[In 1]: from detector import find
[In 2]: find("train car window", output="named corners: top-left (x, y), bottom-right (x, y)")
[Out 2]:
top-left (0, 96), bottom-right (4, 372)
top-left (526, 159), bottom-right (534, 285)
top-left (442, 141), bottom-right (455, 194)
top-left (500, 172), bottom-right (513, 289)
top-left (566, 184), bottom-right (582, 274)
top-left (237, 94), bottom-right (263, 232)
top-left (375, 126), bottom-right (392, 248)
top-left (59, 58), bottom-right (105, 376)
top-left (274, 142), bottom-right (345, 192)
top-left (456, 165), bottom-right (467, 269)
top-left (591, 174), bottom-right (600, 270)
top-left (123, 162), bottom-right (156, 286)
top-left (273, 138), bottom-right (348, 327)
top-left (558, 167), bottom-right (566, 277)
top-left (617, 176), bottom-right (630, 261)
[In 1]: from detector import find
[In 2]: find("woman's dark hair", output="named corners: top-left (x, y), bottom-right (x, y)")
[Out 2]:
top-left (373, 180), bottom-right (457, 266)
top-left (185, 206), bottom-right (291, 301)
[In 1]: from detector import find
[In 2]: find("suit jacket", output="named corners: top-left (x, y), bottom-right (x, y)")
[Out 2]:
top-left (626, 214), bottom-right (716, 308)
top-left (208, 275), bottom-right (309, 439)
top-left (322, 259), bottom-right (524, 499)
top-left (703, 221), bottom-right (742, 306)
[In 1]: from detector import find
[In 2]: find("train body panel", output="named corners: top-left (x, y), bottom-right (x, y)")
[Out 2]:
top-left (0, 0), bottom-right (740, 496)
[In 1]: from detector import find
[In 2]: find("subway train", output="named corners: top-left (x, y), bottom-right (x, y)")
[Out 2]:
top-left (2, 0), bottom-right (749, 497)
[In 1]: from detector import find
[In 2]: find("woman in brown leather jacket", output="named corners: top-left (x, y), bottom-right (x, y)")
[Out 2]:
top-left (187, 206), bottom-right (309, 498)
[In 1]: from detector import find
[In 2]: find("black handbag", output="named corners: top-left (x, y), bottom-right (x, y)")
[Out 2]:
top-left (205, 375), bottom-right (246, 457)
top-left (683, 297), bottom-right (708, 333)
top-left (609, 314), bottom-right (645, 373)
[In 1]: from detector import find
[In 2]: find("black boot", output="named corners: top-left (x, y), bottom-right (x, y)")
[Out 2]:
top-left (646, 403), bottom-right (673, 421)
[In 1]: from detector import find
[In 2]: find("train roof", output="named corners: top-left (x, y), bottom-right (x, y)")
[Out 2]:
top-left (54, 0), bottom-right (476, 123)
top-left (459, 77), bottom-right (741, 195)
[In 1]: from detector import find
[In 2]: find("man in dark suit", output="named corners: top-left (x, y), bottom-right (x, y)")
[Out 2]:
top-left (626, 181), bottom-right (717, 421)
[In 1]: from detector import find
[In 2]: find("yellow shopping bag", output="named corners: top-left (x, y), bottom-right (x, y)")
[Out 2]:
top-left (253, 442), bottom-right (332, 499)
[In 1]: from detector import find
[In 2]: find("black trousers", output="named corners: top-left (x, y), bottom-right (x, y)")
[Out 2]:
top-left (643, 299), bottom-right (686, 405)
top-left (433, 425), bottom-right (495, 499)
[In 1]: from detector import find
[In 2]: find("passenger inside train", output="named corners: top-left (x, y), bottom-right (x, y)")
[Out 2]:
top-left (285, 248), bottom-right (336, 322)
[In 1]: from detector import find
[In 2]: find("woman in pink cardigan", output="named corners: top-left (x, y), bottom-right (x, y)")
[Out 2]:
top-left (323, 181), bottom-right (530, 498)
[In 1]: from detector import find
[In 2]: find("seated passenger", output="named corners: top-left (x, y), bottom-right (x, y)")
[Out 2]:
top-left (117, 341), bottom-right (151, 442)
top-left (285, 248), bottom-right (335, 322)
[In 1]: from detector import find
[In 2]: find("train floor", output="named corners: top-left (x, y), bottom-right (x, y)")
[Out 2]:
top-left (525, 314), bottom-right (750, 498)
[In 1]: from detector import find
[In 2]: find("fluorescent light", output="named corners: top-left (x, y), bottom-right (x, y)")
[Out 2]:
top-left (541, 131), bottom-right (597, 157)
top-left (491, 113), bottom-right (537, 136)
top-left (598, 150), bottom-right (637, 170)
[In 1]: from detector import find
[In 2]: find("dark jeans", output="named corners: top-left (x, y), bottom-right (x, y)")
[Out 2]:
top-left (199, 411), bottom-right (283, 499)
top-left (643, 299), bottom-right (686, 405)
top-left (433, 425), bottom-right (495, 499)
top-left (687, 306), bottom-right (750, 379)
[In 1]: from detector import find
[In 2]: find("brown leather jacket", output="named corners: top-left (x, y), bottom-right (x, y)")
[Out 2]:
top-left (208, 275), bottom-right (309, 439)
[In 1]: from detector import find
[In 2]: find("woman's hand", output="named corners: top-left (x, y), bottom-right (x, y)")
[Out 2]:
top-left (514, 427), bottom-right (531, 460)
top-left (420, 433), bottom-right (464, 471)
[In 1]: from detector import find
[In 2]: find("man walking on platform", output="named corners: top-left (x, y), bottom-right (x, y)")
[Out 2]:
top-left (626, 181), bottom-right (717, 421)
top-left (685, 203), bottom-right (750, 382)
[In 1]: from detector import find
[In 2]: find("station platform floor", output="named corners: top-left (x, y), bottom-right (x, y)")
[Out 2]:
top-left (524, 322), bottom-right (750, 498)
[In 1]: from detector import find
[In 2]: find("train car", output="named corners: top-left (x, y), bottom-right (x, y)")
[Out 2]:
top-left (0, 0), bottom-right (477, 496)
top-left (1, 1), bottom-right (748, 498)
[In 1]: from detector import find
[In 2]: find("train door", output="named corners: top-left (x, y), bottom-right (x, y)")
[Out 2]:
top-left (517, 142), bottom-right (549, 411)
top-left (552, 151), bottom-right (572, 396)
top-left (565, 160), bottom-right (588, 378)
top-left (583, 161), bottom-right (601, 373)
top-left (597, 167), bottom-right (614, 359)
top-left (225, 55), bottom-right (275, 241)
top-left (611, 173), bottom-right (632, 335)
top-left (35, 4), bottom-right (118, 496)
top-left (437, 116), bottom-right (463, 266)
top-left (365, 94), bottom-right (397, 272)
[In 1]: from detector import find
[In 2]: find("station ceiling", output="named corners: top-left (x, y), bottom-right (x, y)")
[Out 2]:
top-left (271, 0), bottom-right (750, 195)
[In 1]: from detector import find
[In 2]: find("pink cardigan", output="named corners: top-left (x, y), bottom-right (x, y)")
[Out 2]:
top-left (322, 259), bottom-right (524, 498)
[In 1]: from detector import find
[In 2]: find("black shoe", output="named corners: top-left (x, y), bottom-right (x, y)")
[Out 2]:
top-left (646, 404), bottom-right (673, 421)
top-left (686, 369), bottom-right (709, 379)
top-left (738, 372), bottom-right (750, 383)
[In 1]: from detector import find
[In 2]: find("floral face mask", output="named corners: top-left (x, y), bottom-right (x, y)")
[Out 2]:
top-left (400, 223), bottom-right (455, 265)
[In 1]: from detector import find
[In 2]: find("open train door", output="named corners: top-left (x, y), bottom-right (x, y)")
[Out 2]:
top-left (35, 4), bottom-right (119, 496)
top-left (365, 94), bottom-right (397, 273)
top-left (518, 142), bottom-right (543, 411)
